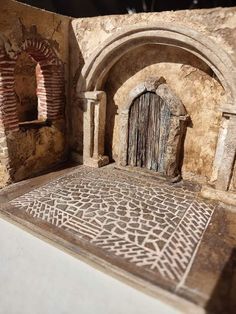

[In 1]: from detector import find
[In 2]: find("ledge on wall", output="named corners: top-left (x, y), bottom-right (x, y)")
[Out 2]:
top-left (201, 185), bottom-right (236, 207)
top-left (18, 120), bottom-right (52, 130)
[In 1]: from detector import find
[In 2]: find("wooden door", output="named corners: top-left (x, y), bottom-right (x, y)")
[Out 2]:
top-left (127, 91), bottom-right (171, 172)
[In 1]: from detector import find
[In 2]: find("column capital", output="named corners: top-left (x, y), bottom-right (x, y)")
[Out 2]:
top-left (219, 104), bottom-right (236, 115)
top-left (78, 91), bottom-right (106, 102)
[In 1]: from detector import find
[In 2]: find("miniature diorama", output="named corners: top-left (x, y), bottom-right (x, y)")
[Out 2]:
top-left (0, 0), bottom-right (236, 313)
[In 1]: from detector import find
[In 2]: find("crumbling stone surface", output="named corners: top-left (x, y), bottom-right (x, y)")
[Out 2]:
top-left (6, 120), bottom-right (66, 182)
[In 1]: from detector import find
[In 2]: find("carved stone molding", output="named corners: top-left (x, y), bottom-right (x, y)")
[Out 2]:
top-left (77, 24), bottom-right (236, 105)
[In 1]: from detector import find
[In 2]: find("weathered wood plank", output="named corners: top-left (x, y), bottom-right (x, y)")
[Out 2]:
top-left (127, 90), bottom-right (173, 173)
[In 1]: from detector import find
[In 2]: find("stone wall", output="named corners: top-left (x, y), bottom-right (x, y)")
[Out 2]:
top-left (0, 0), bottom-right (71, 187)
top-left (71, 7), bottom-right (236, 189)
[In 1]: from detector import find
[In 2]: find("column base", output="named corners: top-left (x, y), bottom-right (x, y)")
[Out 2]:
top-left (84, 155), bottom-right (109, 168)
top-left (201, 185), bottom-right (236, 207)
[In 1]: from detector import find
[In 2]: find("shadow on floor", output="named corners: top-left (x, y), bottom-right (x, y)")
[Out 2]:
top-left (205, 248), bottom-right (236, 314)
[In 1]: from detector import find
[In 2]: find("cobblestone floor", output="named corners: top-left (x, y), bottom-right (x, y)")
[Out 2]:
top-left (9, 166), bottom-right (215, 287)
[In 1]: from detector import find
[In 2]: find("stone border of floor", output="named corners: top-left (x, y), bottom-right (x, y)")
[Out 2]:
top-left (201, 185), bottom-right (236, 209)
top-left (0, 201), bottom-right (205, 314)
top-left (115, 165), bottom-right (202, 192)
top-left (0, 163), bottom-right (80, 203)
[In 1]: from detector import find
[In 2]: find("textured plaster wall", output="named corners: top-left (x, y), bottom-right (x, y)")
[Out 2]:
top-left (230, 165), bottom-right (236, 191)
top-left (7, 122), bottom-right (66, 182)
top-left (0, 218), bottom-right (183, 314)
top-left (0, 0), bottom-right (71, 186)
top-left (71, 7), bottom-right (236, 185)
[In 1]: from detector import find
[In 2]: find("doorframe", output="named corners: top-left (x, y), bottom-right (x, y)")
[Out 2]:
top-left (118, 77), bottom-right (188, 176)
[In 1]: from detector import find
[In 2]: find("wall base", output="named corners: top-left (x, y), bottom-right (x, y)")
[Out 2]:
top-left (201, 185), bottom-right (236, 207)
top-left (84, 156), bottom-right (109, 168)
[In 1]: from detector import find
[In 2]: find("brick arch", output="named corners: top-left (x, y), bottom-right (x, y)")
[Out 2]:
top-left (19, 38), bottom-right (65, 122)
top-left (123, 77), bottom-right (187, 115)
top-left (0, 38), bottom-right (65, 133)
top-left (0, 45), bottom-right (18, 132)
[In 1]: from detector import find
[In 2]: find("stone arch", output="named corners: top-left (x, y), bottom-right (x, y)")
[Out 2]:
top-left (119, 77), bottom-right (188, 178)
top-left (77, 24), bottom-right (236, 107)
top-left (122, 77), bottom-right (187, 115)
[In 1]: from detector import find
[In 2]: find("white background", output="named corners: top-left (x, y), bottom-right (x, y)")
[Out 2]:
top-left (0, 217), bottom-right (185, 314)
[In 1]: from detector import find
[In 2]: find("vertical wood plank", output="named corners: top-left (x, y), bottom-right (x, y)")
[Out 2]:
top-left (127, 91), bottom-right (172, 174)
top-left (158, 99), bottom-right (171, 172)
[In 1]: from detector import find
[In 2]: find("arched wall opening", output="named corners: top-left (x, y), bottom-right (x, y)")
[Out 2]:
top-left (19, 39), bottom-right (65, 123)
top-left (0, 38), bottom-right (65, 132)
top-left (126, 81), bottom-right (187, 180)
top-left (75, 24), bottom-right (236, 191)
top-left (0, 37), bottom-right (67, 184)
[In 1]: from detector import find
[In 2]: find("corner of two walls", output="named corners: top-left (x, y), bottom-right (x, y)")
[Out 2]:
top-left (68, 19), bottom-right (84, 163)
top-left (0, 0), bottom-right (72, 187)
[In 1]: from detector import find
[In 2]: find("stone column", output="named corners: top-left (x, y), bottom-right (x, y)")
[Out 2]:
top-left (118, 109), bottom-right (129, 166)
top-left (0, 122), bottom-right (10, 186)
top-left (83, 98), bottom-right (95, 162)
top-left (215, 113), bottom-right (236, 191)
top-left (80, 91), bottom-right (109, 168)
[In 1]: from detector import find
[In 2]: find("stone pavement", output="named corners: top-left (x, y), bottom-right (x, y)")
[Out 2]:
top-left (8, 165), bottom-right (215, 290)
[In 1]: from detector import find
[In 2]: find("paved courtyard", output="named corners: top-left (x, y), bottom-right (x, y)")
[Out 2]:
top-left (7, 165), bottom-right (215, 289)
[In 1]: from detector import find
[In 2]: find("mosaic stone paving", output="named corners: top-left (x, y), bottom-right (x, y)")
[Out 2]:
top-left (9, 166), bottom-right (215, 287)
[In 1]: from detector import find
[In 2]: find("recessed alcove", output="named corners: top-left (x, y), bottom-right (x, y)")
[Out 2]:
top-left (103, 44), bottom-right (226, 183)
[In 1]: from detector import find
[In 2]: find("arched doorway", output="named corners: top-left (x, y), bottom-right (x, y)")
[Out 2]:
top-left (127, 91), bottom-right (170, 173)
